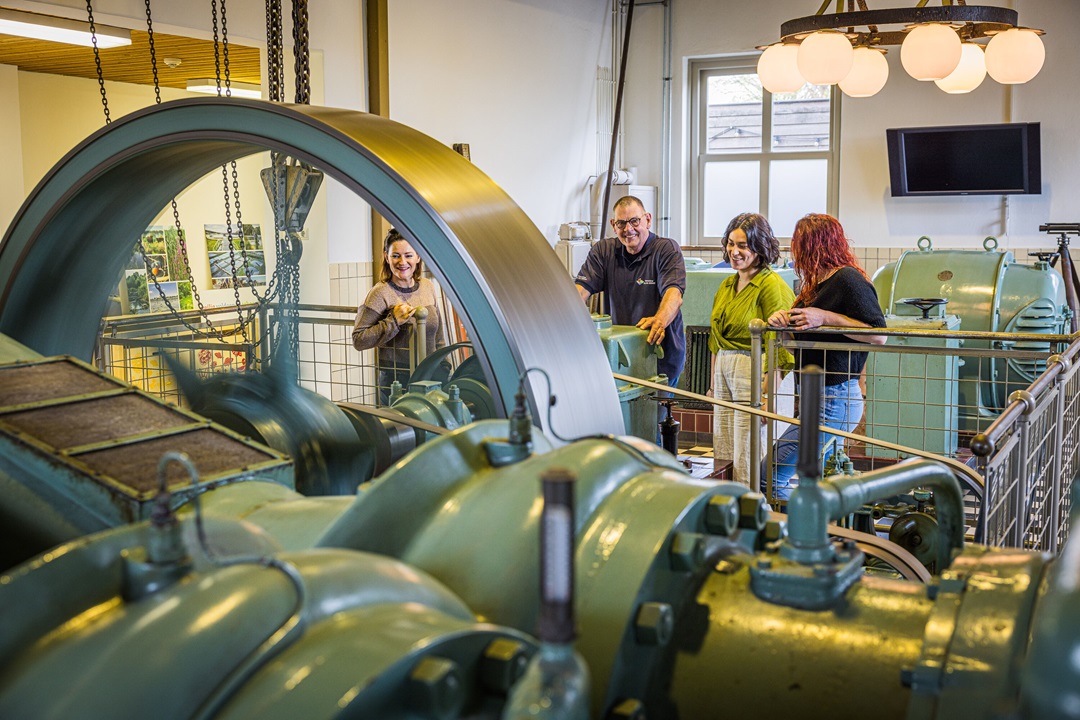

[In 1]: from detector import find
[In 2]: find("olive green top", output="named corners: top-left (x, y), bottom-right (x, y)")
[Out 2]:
top-left (707, 265), bottom-right (795, 370)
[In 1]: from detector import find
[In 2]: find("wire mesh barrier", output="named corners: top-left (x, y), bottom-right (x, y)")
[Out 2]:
top-left (750, 322), bottom-right (1078, 550)
top-left (98, 308), bottom-right (258, 406)
top-left (98, 303), bottom-right (453, 409)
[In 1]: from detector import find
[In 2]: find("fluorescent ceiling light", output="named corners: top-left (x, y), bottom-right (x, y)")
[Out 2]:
top-left (186, 79), bottom-right (262, 100)
top-left (0, 8), bottom-right (131, 48)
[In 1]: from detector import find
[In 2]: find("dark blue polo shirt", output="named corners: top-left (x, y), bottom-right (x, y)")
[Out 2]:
top-left (576, 232), bottom-right (686, 382)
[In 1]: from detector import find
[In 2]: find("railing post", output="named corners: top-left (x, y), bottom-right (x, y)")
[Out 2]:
top-left (750, 319), bottom-right (764, 493)
top-left (1048, 356), bottom-right (1070, 552)
top-left (1011, 389), bottom-right (1036, 548)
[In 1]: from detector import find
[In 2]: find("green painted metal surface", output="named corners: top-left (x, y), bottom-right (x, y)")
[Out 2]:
top-left (593, 315), bottom-right (663, 440)
top-left (865, 313), bottom-right (961, 457)
top-left (0, 516), bottom-right (536, 719)
top-left (872, 241), bottom-right (1068, 429)
top-left (315, 419), bottom-right (761, 715)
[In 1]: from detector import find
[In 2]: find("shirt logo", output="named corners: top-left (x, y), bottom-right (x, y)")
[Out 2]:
top-left (636, 278), bottom-right (656, 285)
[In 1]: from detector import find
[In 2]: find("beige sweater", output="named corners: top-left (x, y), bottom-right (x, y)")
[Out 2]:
top-left (352, 278), bottom-right (444, 370)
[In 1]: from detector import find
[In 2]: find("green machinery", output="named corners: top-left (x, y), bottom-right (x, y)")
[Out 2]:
top-left (865, 299), bottom-right (962, 457)
top-left (0, 100), bottom-right (1078, 719)
top-left (873, 236), bottom-right (1070, 432)
top-left (593, 314), bottom-right (666, 440)
top-left (2, 375), bottom-right (1080, 718)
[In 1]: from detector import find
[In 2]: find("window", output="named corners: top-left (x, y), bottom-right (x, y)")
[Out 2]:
top-left (689, 56), bottom-right (840, 243)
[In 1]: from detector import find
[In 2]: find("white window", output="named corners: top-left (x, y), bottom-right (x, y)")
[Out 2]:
top-left (689, 56), bottom-right (840, 243)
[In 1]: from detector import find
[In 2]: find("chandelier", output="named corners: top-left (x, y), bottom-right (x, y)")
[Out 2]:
top-left (757, 1), bottom-right (1046, 98)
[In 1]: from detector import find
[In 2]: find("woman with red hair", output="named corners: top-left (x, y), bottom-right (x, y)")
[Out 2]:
top-left (766, 214), bottom-right (886, 498)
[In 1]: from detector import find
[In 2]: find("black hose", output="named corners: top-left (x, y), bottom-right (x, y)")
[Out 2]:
top-left (599, 0), bottom-right (636, 238)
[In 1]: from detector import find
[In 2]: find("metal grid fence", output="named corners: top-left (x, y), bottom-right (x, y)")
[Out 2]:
top-left (750, 322), bottom-right (1078, 550)
top-left (98, 303), bottom-right (430, 409)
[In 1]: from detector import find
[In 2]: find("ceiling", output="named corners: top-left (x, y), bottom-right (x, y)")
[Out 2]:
top-left (0, 27), bottom-right (261, 90)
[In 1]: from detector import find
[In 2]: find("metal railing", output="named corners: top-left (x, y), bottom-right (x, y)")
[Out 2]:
top-left (970, 340), bottom-right (1080, 552)
top-left (748, 320), bottom-right (1078, 550)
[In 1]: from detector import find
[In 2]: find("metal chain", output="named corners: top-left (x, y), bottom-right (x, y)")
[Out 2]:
top-left (221, 0), bottom-right (232, 95)
top-left (266, 0), bottom-right (284, 102)
top-left (86, 0), bottom-right (111, 124)
top-left (139, 0), bottom-right (231, 340)
top-left (292, 0), bottom-right (310, 104)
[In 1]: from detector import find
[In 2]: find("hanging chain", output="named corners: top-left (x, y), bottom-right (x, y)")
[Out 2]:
top-left (86, 1), bottom-right (111, 124)
top-left (266, 0), bottom-right (284, 102)
top-left (292, 0), bottom-right (310, 104)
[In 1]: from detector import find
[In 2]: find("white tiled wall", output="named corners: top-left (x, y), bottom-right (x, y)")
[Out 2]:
top-left (683, 244), bottom-right (1076, 277)
top-left (329, 261), bottom-right (374, 308)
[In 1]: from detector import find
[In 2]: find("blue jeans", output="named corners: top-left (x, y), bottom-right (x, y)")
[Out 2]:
top-left (769, 378), bottom-right (863, 499)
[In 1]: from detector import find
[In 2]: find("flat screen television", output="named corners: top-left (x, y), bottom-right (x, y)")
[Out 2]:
top-left (886, 122), bottom-right (1041, 196)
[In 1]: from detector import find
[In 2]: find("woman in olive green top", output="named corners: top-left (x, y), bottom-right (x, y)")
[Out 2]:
top-left (708, 213), bottom-right (795, 486)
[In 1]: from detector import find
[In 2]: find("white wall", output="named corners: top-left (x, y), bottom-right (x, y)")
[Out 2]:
top-left (627, 0), bottom-right (1080, 250)
top-left (386, 0), bottom-right (611, 244)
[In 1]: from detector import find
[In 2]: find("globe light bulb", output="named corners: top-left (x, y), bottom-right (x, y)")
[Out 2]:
top-left (839, 47), bottom-right (889, 97)
top-left (934, 42), bottom-right (986, 94)
top-left (901, 23), bottom-right (962, 81)
top-left (797, 30), bottom-right (854, 85)
top-left (758, 43), bottom-right (805, 94)
top-left (985, 28), bottom-right (1045, 84)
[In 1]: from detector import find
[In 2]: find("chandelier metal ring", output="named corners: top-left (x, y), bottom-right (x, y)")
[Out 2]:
top-left (781, 6), bottom-right (1019, 45)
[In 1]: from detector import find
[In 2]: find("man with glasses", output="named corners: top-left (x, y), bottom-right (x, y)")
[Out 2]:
top-left (575, 195), bottom-right (686, 395)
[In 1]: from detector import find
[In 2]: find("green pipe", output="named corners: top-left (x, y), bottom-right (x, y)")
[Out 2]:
top-left (784, 459), bottom-right (965, 572)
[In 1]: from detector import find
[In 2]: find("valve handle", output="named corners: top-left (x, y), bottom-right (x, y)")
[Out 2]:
top-left (899, 297), bottom-right (948, 320)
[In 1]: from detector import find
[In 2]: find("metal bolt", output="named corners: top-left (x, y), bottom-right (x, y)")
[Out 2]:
top-left (739, 492), bottom-right (770, 530)
top-left (478, 638), bottom-right (530, 695)
top-left (407, 656), bottom-right (465, 719)
top-left (607, 698), bottom-right (647, 720)
top-left (669, 532), bottom-right (705, 572)
top-left (763, 518), bottom-right (787, 543)
top-left (703, 494), bottom-right (739, 536)
top-left (634, 602), bottom-right (674, 646)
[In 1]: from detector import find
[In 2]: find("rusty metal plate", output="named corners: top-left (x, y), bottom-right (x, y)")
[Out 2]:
top-left (1, 394), bottom-right (196, 450)
top-left (0, 359), bottom-right (120, 407)
top-left (75, 428), bottom-right (285, 496)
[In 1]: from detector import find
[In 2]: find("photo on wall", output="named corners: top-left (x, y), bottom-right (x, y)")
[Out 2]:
top-left (207, 221), bottom-right (267, 289)
top-left (177, 281), bottom-right (193, 311)
top-left (141, 226), bottom-right (167, 256)
top-left (148, 281), bottom-right (180, 313)
top-left (205, 223), bottom-right (263, 252)
top-left (144, 254), bottom-right (170, 282)
top-left (125, 269), bottom-right (149, 313)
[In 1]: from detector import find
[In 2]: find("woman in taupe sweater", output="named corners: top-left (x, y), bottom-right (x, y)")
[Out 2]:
top-left (352, 229), bottom-right (444, 403)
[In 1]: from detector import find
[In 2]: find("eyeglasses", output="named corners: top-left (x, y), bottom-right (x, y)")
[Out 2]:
top-left (613, 216), bottom-right (643, 230)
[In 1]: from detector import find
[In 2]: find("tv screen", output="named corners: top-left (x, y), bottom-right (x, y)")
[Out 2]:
top-left (886, 122), bottom-right (1041, 196)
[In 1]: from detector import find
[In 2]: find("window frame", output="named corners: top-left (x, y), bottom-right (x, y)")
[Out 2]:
top-left (688, 55), bottom-right (841, 244)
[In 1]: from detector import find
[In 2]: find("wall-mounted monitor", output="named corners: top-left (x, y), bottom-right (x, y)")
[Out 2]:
top-left (886, 122), bottom-right (1041, 196)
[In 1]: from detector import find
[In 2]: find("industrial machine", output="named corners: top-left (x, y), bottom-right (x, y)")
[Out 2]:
top-left (873, 236), bottom-right (1071, 431)
top-left (0, 100), bottom-right (1078, 719)
top-left (865, 298), bottom-right (963, 457)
